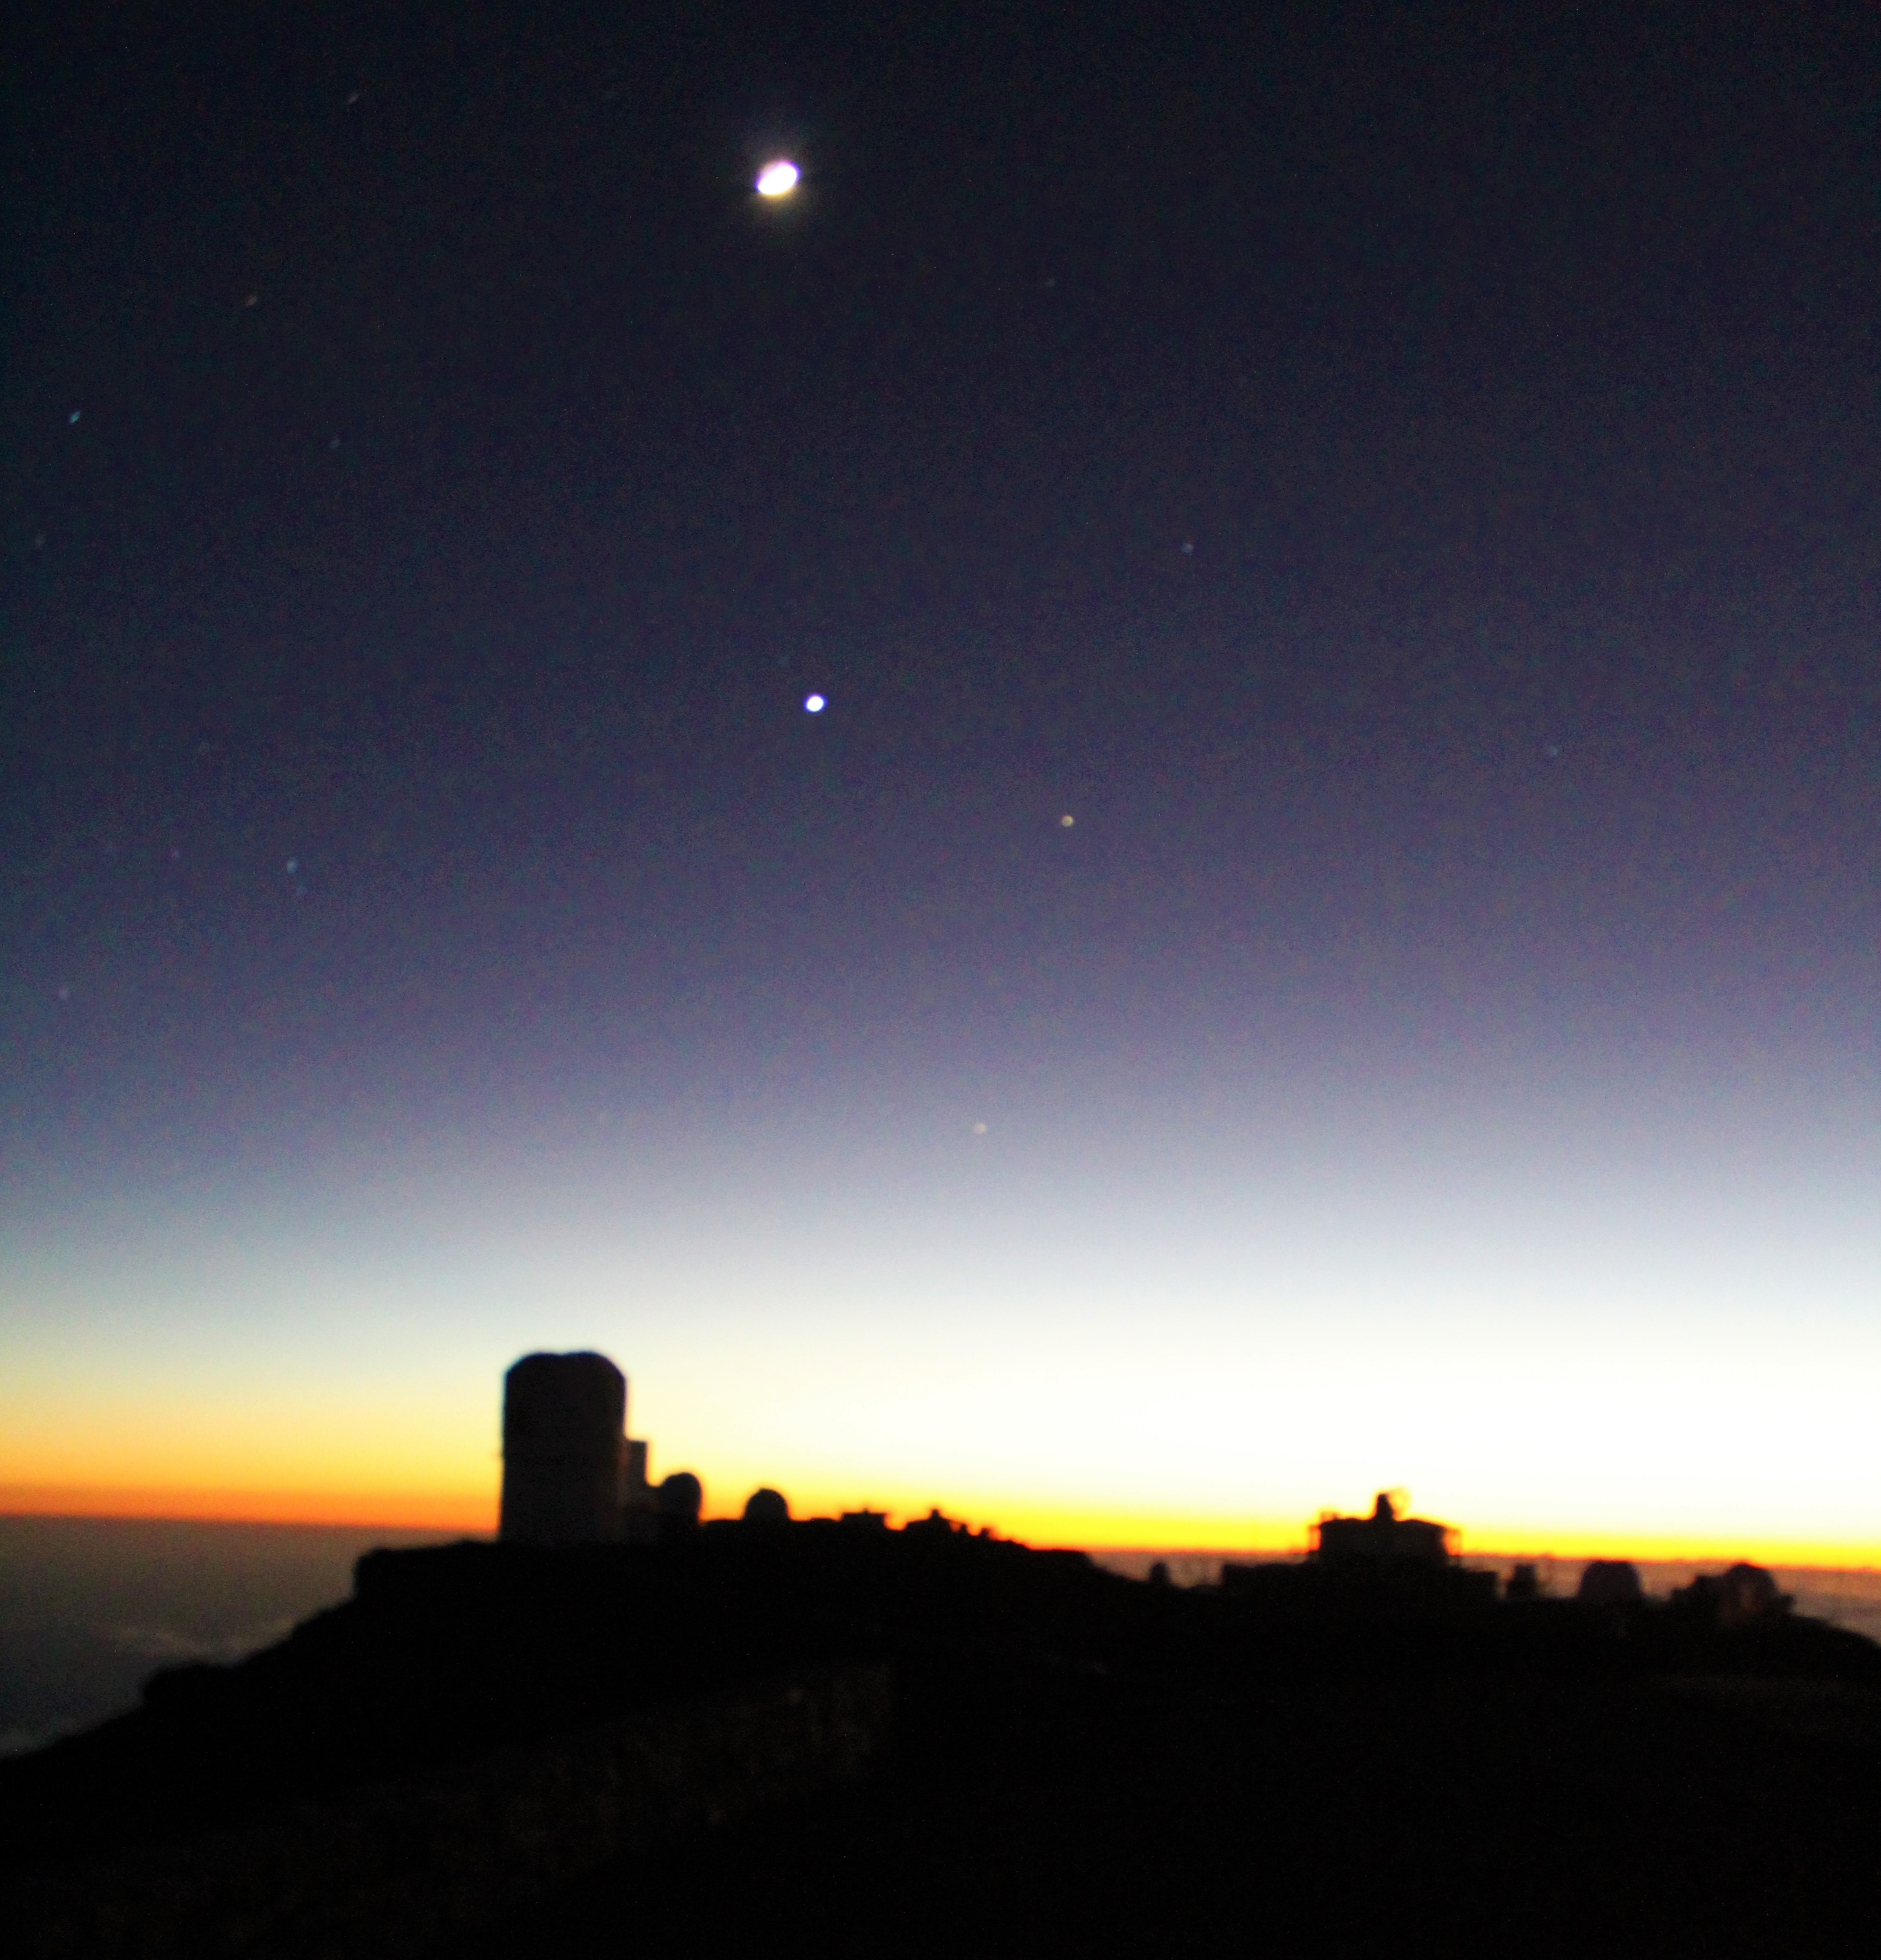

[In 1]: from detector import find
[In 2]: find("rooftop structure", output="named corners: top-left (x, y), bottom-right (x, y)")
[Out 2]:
top-left (1313, 1491), bottom-right (1454, 1568)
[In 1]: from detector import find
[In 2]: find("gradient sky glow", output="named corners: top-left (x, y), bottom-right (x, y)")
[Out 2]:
top-left (7, 1041), bottom-right (1877, 1558)
top-left (4, 3), bottom-right (1878, 1561)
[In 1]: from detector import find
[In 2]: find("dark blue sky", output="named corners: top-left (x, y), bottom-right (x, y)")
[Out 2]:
top-left (3, 3), bottom-right (1877, 1546)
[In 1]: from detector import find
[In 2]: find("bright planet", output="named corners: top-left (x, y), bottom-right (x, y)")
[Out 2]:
top-left (803, 693), bottom-right (826, 713)
top-left (755, 159), bottom-right (800, 198)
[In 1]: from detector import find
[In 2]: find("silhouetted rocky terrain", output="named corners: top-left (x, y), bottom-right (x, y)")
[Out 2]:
top-left (5, 1519), bottom-right (1880, 1955)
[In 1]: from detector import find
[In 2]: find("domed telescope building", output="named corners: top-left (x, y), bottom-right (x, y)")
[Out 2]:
top-left (499, 1350), bottom-right (638, 1545)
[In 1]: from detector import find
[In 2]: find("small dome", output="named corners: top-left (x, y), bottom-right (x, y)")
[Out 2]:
top-left (657, 1472), bottom-right (703, 1522)
top-left (1576, 1559), bottom-right (1643, 1606)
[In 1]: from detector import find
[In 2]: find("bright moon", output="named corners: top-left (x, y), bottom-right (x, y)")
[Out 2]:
top-left (804, 693), bottom-right (826, 713)
top-left (756, 160), bottom-right (800, 198)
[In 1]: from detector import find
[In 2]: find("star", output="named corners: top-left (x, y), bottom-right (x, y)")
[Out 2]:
top-left (756, 160), bottom-right (800, 198)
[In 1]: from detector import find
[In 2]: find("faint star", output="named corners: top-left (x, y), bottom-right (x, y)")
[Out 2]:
top-left (67, 410), bottom-right (81, 425)
top-left (972, 1121), bottom-right (988, 1135)
top-left (1060, 814), bottom-right (1074, 827)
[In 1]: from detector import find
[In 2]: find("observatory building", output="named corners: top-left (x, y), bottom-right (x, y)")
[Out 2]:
top-left (1313, 1491), bottom-right (1453, 1567)
top-left (497, 1349), bottom-right (704, 1544)
top-left (499, 1351), bottom-right (641, 1545)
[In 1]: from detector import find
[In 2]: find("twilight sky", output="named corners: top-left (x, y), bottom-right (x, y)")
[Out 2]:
top-left (4, 2), bottom-right (1877, 1558)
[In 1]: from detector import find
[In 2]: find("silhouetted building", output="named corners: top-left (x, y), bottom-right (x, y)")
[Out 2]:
top-left (1220, 1491), bottom-right (1490, 1610)
top-left (499, 1352), bottom-right (629, 1546)
top-left (657, 1472), bottom-right (703, 1530)
top-left (1674, 1562), bottom-right (1791, 1629)
top-left (1577, 1560), bottom-right (1643, 1607)
top-left (743, 1488), bottom-right (790, 1524)
top-left (839, 1509), bottom-right (889, 1531)
top-left (620, 1437), bottom-right (658, 1543)
top-left (497, 1350), bottom-right (698, 1544)
top-left (1314, 1492), bottom-right (1453, 1568)
top-left (1505, 1562), bottom-right (1545, 1602)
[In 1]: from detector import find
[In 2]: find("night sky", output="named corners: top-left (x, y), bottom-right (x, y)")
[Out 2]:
top-left (4, 3), bottom-right (1877, 1556)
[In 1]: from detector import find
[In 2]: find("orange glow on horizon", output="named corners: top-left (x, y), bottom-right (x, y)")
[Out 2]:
top-left (0, 1484), bottom-right (499, 1533)
top-left (1, 1483), bottom-right (1873, 1571)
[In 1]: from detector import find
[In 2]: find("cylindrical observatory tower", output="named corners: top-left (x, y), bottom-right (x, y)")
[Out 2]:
top-left (498, 1351), bottom-right (627, 1545)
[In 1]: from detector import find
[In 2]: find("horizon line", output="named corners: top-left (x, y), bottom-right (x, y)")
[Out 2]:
top-left (2, 1494), bottom-right (1874, 1573)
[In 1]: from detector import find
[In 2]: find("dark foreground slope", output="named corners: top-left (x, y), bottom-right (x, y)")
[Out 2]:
top-left (477, 1660), bottom-right (1881, 1960)
top-left (5, 1520), bottom-right (1880, 1956)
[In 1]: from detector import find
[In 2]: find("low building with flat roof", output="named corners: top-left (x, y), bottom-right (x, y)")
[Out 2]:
top-left (1313, 1491), bottom-right (1453, 1567)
